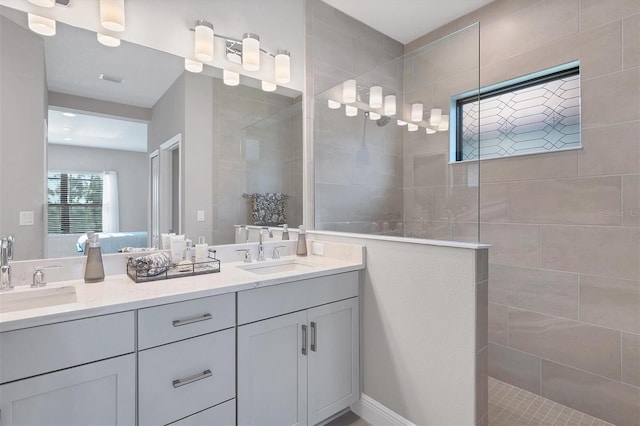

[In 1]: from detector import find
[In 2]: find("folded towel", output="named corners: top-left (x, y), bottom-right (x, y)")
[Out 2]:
top-left (251, 193), bottom-right (286, 226)
top-left (128, 252), bottom-right (170, 277)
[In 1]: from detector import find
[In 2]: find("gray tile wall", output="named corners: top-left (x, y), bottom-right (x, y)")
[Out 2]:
top-left (406, 0), bottom-right (640, 424)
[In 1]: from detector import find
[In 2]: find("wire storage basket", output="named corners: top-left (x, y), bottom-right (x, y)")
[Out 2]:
top-left (126, 250), bottom-right (220, 283)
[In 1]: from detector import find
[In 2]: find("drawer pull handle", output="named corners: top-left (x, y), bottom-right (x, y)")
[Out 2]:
top-left (310, 321), bottom-right (317, 352)
top-left (172, 313), bottom-right (212, 327)
top-left (172, 369), bottom-right (212, 388)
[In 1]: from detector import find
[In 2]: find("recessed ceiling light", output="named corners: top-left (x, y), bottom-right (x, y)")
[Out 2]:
top-left (62, 112), bottom-right (76, 117)
top-left (64, 137), bottom-right (72, 141)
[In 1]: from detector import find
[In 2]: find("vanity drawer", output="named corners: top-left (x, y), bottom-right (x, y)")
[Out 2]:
top-left (0, 311), bottom-right (134, 384)
top-left (168, 399), bottom-right (236, 426)
top-left (138, 293), bottom-right (235, 350)
top-left (138, 328), bottom-right (236, 426)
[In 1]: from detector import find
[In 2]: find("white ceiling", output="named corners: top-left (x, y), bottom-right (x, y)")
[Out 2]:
top-left (321, 0), bottom-right (495, 44)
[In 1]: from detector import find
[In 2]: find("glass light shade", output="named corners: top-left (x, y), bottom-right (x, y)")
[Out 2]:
top-left (384, 95), bottom-right (396, 116)
top-left (327, 100), bottom-right (341, 109)
top-left (345, 105), bottom-right (358, 117)
top-left (28, 0), bottom-right (55, 7)
top-left (97, 33), bottom-right (120, 47)
top-left (407, 123), bottom-right (418, 132)
top-left (437, 115), bottom-right (450, 131)
top-left (397, 120), bottom-right (407, 126)
top-left (261, 81), bottom-right (277, 92)
top-left (194, 21), bottom-right (214, 62)
top-left (369, 112), bottom-right (381, 120)
top-left (242, 33), bottom-right (260, 71)
top-left (99, 0), bottom-right (125, 32)
top-left (426, 127), bottom-right (436, 134)
top-left (223, 70), bottom-right (240, 86)
top-left (429, 108), bottom-right (442, 126)
top-left (28, 14), bottom-right (56, 36)
top-left (275, 50), bottom-right (290, 84)
top-left (343, 79), bottom-right (356, 104)
top-left (184, 59), bottom-right (203, 73)
top-left (369, 86), bottom-right (382, 108)
top-left (410, 102), bottom-right (423, 122)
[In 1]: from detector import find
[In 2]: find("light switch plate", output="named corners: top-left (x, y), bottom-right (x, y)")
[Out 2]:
top-left (19, 211), bottom-right (34, 226)
top-left (197, 210), bottom-right (205, 221)
top-left (312, 242), bottom-right (324, 256)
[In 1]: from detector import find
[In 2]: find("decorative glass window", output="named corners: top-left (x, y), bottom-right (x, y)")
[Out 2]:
top-left (47, 172), bottom-right (103, 234)
top-left (455, 65), bottom-right (580, 161)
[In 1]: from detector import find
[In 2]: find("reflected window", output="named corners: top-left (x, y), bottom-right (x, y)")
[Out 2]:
top-left (47, 172), bottom-right (103, 234)
top-left (455, 65), bottom-right (580, 162)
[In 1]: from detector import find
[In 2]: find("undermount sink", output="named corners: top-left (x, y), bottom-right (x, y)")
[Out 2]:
top-left (0, 285), bottom-right (77, 314)
top-left (237, 258), bottom-right (316, 275)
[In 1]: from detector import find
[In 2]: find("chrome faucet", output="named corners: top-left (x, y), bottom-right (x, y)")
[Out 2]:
top-left (1, 235), bottom-right (14, 291)
top-left (258, 227), bottom-right (273, 261)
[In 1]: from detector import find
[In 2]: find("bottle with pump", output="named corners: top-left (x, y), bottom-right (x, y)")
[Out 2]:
top-left (84, 233), bottom-right (105, 283)
top-left (296, 226), bottom-right (307, 256)
top-left (281, 224), bottom-right (289, 240)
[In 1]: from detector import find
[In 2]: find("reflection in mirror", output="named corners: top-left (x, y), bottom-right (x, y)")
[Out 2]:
top-left (0, 6), bottom-right (303, 261)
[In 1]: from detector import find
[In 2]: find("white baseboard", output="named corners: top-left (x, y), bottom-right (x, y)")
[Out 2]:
top-left (351, 394), bottom-right (416, 426)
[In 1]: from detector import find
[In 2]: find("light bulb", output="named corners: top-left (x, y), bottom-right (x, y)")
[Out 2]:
top-left (369, 86), bottom-right (382, 109)
top-left (408, 123), bottom-right (418, 132)
top-left (262, 81), bottom-right (277, 92)
top-left (223, 70), bottom-right (240, 86)
top-left (184, 59), bottom-right (203, 73)
top-left (384, 95), bottom-right (396, 116)
top-left (99, 0), bottom-right (125, 32)
top-left (411, 103), bottom-right (423, 122)
top-left (343, 79), bottom-right (356, 104)
top-left (345, 105), bottom-right (358, 117)
top-left (429, 108), bottom-right (442, 126)
top-left (275, 50), bottom-right (290, 84)
top-left (97, 33), bottom-right (120, 47)
top-left (28, 14), bottom-right (56, 36)
top-left (195, 20), bottom-right (214, 62)
top-left (369, 112), bottom-right (381, 120)
top-left (242, 33), bottom-right (260, 71)
top-left (438, 115), bottom-right (449, 131)
top-left (327, 100), bottom-right (341, 109)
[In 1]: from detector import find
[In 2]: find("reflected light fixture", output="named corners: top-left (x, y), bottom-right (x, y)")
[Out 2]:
top-left (410, 102), bottom-right (423, 122)
top-left (345, 105), bottom-right (358, 117)
top-left (28, 14), bottom-right (56, 36)
top-left (438, 115), bottom-right (450, 131)
top-left (384, 95), bottom-right (396, 116)
top-left (327, 100), bottom-right (341, 109)
top-left (184, 58), bottom-right (203, 73)
top-left (369, 86), bottom-right (382, 109)
top-left (343, 80), bottom-right (356, 104)
top-left (397, 120), bottom-right (407, 126)
top-left (429, 108), bottom-right (442, 126)
top-left (99, 0), bottom-right (126, 32)
top-left (97, 33), bottom-right (120, 47)
top-left (242, 33), bottom-right (260, 71)
top-left (261, 81), bottom-right (277, 92)
top-left (369, 112), bottom-right (381, 120)
top-left (28, 0), bottom-right (55, 7)
top-left (195, 20), bottom-right (214, 62)
top-left (426, 127), bottom-right (436, 134)
top-left (275, 50), bottom-right (291, 84)
top-left (407, 123), bottom-right (418, 132)
top-left (223, 69), bottom-right (240, 86)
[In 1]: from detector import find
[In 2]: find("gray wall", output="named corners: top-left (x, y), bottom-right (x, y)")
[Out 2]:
top-left (408, 0), bottom-right (640, 424)
top-left (47, 144), bottom-right (148, 232)
top-left (0, 16), bottom-right (46, 260)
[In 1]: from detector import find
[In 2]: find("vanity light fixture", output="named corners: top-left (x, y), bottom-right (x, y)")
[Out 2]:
top-left (410, 102), bottom-right (423, 122)
top-left (223, 69), bottom-right (240, 86)
top-left (97, 33), bottom-right (120, 47)
top-left (369, 112), bottom-right (381, 120)
top-left (345, 105), bottom-right (358, 117)
top-left (384, 95), bottom-right (396, 116)
top-left (407, 123), bottom-right (418, 132)
top-left (28, 13), bottom-right (56, 36)
top-left (327, 100), bottom-right (341, 109)
top-left (261, 81), bottom-right (277, 92)
top-left (369, 86), bottom-right (382, 109)
top-left (99, 0), bottom-right (125, 32)
top-left (274, 50), bottom-right (290, 84)
top-left (343, 80), bottom-right (357, 104)
top-left (194, 20), bottom-right (214, 62)
top-left (184, 58), bottom-right (203, 73)
top-left (242, 33), bottom-right (260, 71)
top-left (437, 115), bottom-right (450, 131)
top-left (429, 108), bottom-right (442, 126)
top-left (397, 120), bottom-right (407, 126)
top-left (28, 0), bottom-right (55, 7)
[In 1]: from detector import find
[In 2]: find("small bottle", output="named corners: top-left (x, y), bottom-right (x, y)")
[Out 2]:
top-left (184, 237), bottom-right (193, 262)
top-left (195, 236), bottom-right (208, 263)
top-left (282, 224), bottom-right (289, 240)
top-left (84, 233), bottom-right (105, 283)
top-left (296, 226), bottom-right (307, 256)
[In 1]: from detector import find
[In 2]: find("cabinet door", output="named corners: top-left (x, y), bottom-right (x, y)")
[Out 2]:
top-left (238, 310), bottom-right (308, 426)
top-left (308, 297), bottom-right (360, 426)
top-left (0, 354), bottom-right (135, 426)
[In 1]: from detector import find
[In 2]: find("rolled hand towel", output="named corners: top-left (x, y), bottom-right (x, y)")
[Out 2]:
top-left (128, 252), bottom-right (171, 277)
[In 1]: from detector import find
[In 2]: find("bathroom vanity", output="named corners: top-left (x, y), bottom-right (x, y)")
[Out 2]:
top-left (0, 241), bottom-right (364, 426)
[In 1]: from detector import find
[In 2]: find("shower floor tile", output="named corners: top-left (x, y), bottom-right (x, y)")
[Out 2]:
top-left (488, 377), bottom-right (614, 426)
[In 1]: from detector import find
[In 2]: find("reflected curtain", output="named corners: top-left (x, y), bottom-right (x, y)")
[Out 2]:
top-left (102, 171), bottom-right (119, 232)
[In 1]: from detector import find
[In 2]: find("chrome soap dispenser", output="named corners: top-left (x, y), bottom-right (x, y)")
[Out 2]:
top-left (84, 233), bottom-right (105, 283)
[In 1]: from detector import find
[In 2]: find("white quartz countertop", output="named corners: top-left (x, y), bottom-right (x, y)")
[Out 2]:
top-left (0, 243), bottom-right (364, 332)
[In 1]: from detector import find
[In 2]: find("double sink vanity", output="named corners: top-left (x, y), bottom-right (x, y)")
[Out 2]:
top-left (0, 240), bottom-right (364, 426)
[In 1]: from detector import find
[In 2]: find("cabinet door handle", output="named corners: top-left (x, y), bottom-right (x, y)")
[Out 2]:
top-left (310, 321), bottom-right (317, 352)
top-left (172, 313), bottom-right (212, 327)
top-left (301, 324), bottom-right (308, 356)
top-left (172, 369), bottom-right (212, 388)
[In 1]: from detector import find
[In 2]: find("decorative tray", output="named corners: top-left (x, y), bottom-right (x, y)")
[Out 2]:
top-left (126, 251), bottom-right (221, 283)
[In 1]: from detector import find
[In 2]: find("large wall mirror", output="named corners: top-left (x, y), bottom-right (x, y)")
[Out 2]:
top-left (0, 6), bottom-right (303, 261)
